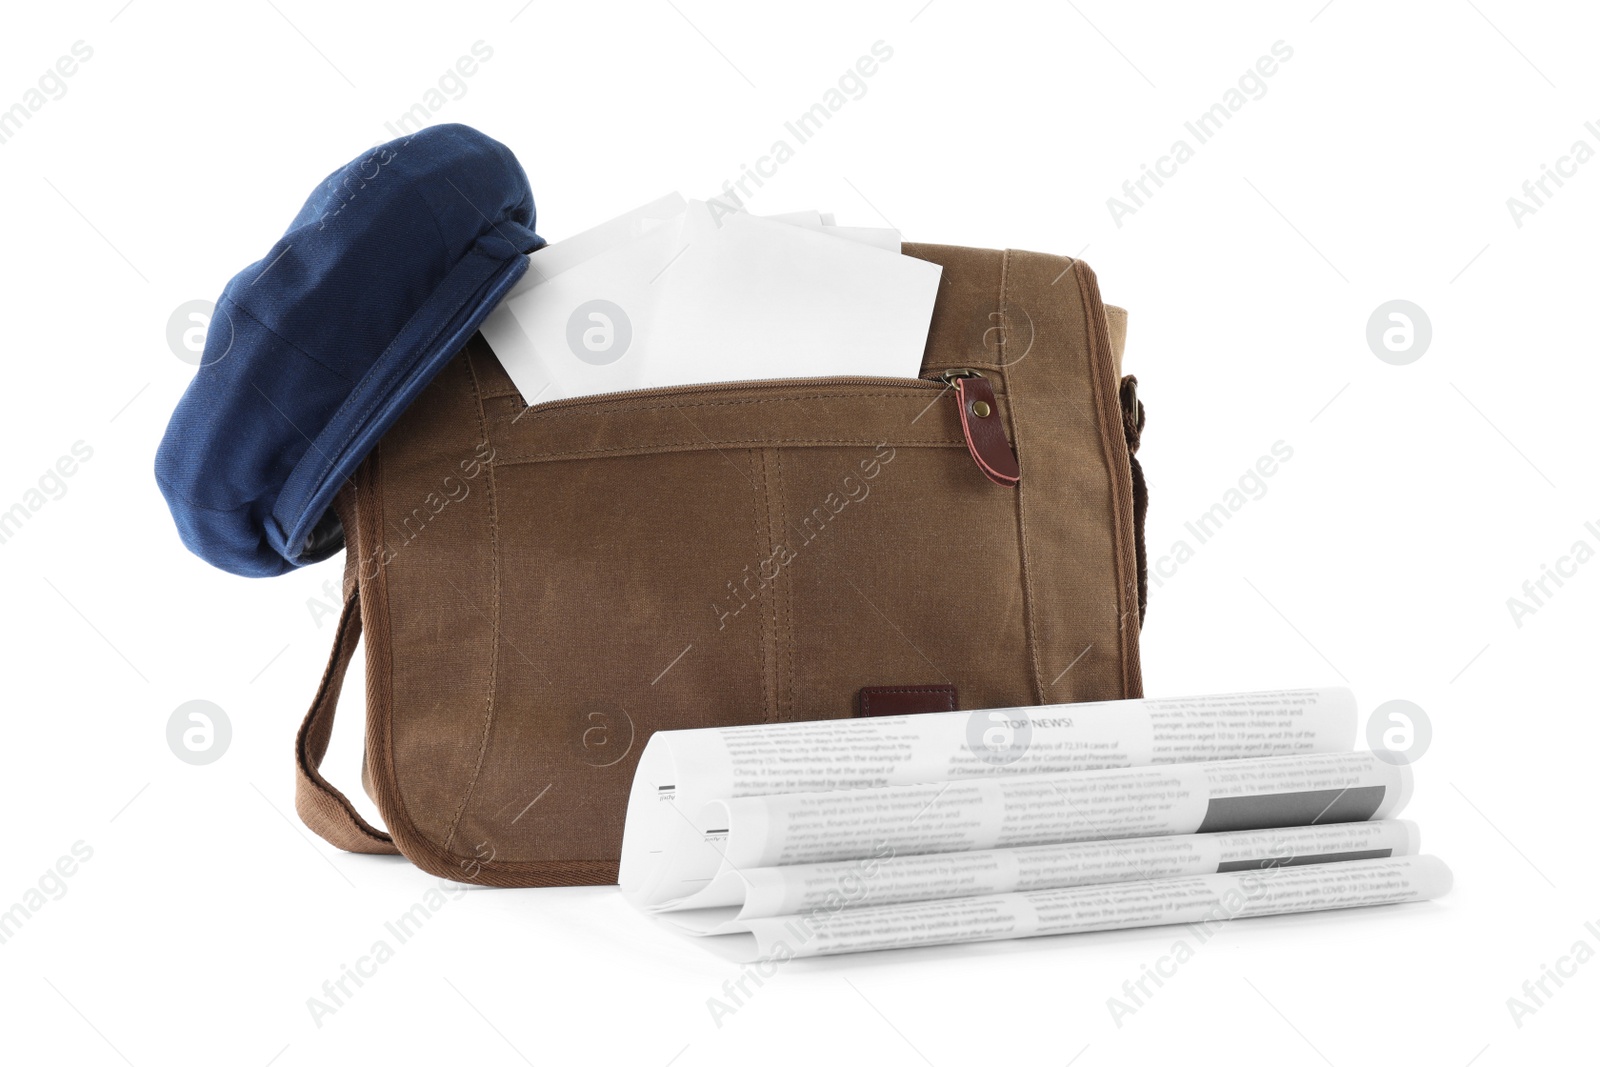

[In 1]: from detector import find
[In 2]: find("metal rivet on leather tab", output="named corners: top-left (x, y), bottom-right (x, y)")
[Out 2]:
top-left (970, 400), bottom-right (991, 418)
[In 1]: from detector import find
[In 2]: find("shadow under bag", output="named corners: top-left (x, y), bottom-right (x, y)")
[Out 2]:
top-left (295, 242), bottom-right (1150, 886)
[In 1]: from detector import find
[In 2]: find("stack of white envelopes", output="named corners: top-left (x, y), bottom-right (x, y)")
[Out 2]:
top-left (478, 193), bottom-right (944, 407)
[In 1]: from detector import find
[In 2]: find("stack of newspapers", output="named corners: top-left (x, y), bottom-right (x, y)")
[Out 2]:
top-left (617, 688), bottom-right (1451, 959)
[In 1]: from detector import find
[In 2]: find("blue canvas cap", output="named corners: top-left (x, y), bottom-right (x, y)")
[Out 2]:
top-left (155, 123), bottom-right (543, 577)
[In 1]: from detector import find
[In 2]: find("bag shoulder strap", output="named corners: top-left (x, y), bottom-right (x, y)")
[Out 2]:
top-left (294, 587), bottom-right (400, 855)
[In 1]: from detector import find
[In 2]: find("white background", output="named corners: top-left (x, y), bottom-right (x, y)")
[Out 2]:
top-left (1, 2), bottom-right (1596, 1064)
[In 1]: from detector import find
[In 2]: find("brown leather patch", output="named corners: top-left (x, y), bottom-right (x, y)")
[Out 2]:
top-left (858, 684), bottom-right (958, 717)
top-left (956, 377), bottom-right (1020, 486)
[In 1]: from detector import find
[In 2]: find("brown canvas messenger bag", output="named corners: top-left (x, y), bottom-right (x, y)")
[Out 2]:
top-left (293, 242), bottom-right (1150, 887)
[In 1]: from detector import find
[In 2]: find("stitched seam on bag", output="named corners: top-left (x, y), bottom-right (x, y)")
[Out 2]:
top-left (482, 386), bottom-right (1009, 408)
top-left (1003, 251), bottom-right (1047, 704)
top-left (491, 438), bottom-right (966, 462)
top-left (512, 392), bottom-right (938, 417)
top-left (483, 389), bottom-right (957, 407)
top-left (495, 390), bottom-right (993, 421)
top-left (930, 360), bottom-right (1011, 372)
top-left (765, 449), bottom-right (782, 724)
top-left (784, 452), bottom-right (796, 723)
top-left (1074, 262), bottom-right (1141, 697)
top-left (364, 442), bottom-right (412, 855)
top-left (440, 353), bottom-right (502, 854)
top-left (771, 448), bottom-right (794, 723)
top-left (753, 449), bottom-right (774, 726)
top-left (419, 859), bottom-right (620, 886)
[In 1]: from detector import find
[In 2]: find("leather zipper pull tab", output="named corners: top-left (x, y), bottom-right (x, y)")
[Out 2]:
top-left (940, 370), bottom-right (1019, 487)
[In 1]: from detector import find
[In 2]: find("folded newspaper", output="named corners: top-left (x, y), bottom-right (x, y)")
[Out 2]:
top-left (616, 688), bottom-right (1451, 959)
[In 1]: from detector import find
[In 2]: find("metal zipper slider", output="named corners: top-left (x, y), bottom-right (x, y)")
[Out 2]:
top-left (934, 367), bottom-right (985, 388)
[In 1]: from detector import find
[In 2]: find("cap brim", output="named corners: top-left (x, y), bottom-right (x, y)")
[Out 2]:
top-left (270, 247), bottom-right (530, 566)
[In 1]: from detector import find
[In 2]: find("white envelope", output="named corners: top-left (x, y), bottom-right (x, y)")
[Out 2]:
top-left (482, 212), bottom-right (688, 405)
top-left (760, 208), bottom-right (900, 251)
top-left (481, 198), bottom-right (941, 406)
top-left (517, 191), bottom-right (686, 288)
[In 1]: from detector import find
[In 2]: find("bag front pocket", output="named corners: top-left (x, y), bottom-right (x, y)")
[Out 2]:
top-left (418, 354), bottom-right (1031, 866)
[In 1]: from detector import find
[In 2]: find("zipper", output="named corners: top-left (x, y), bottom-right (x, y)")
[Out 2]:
top-left (505, 369), bottom-right (1016, 485)
top-left (514, 372), bottom-right (946, 418)
top-left (938, 369), bottom-right (1020, 487)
